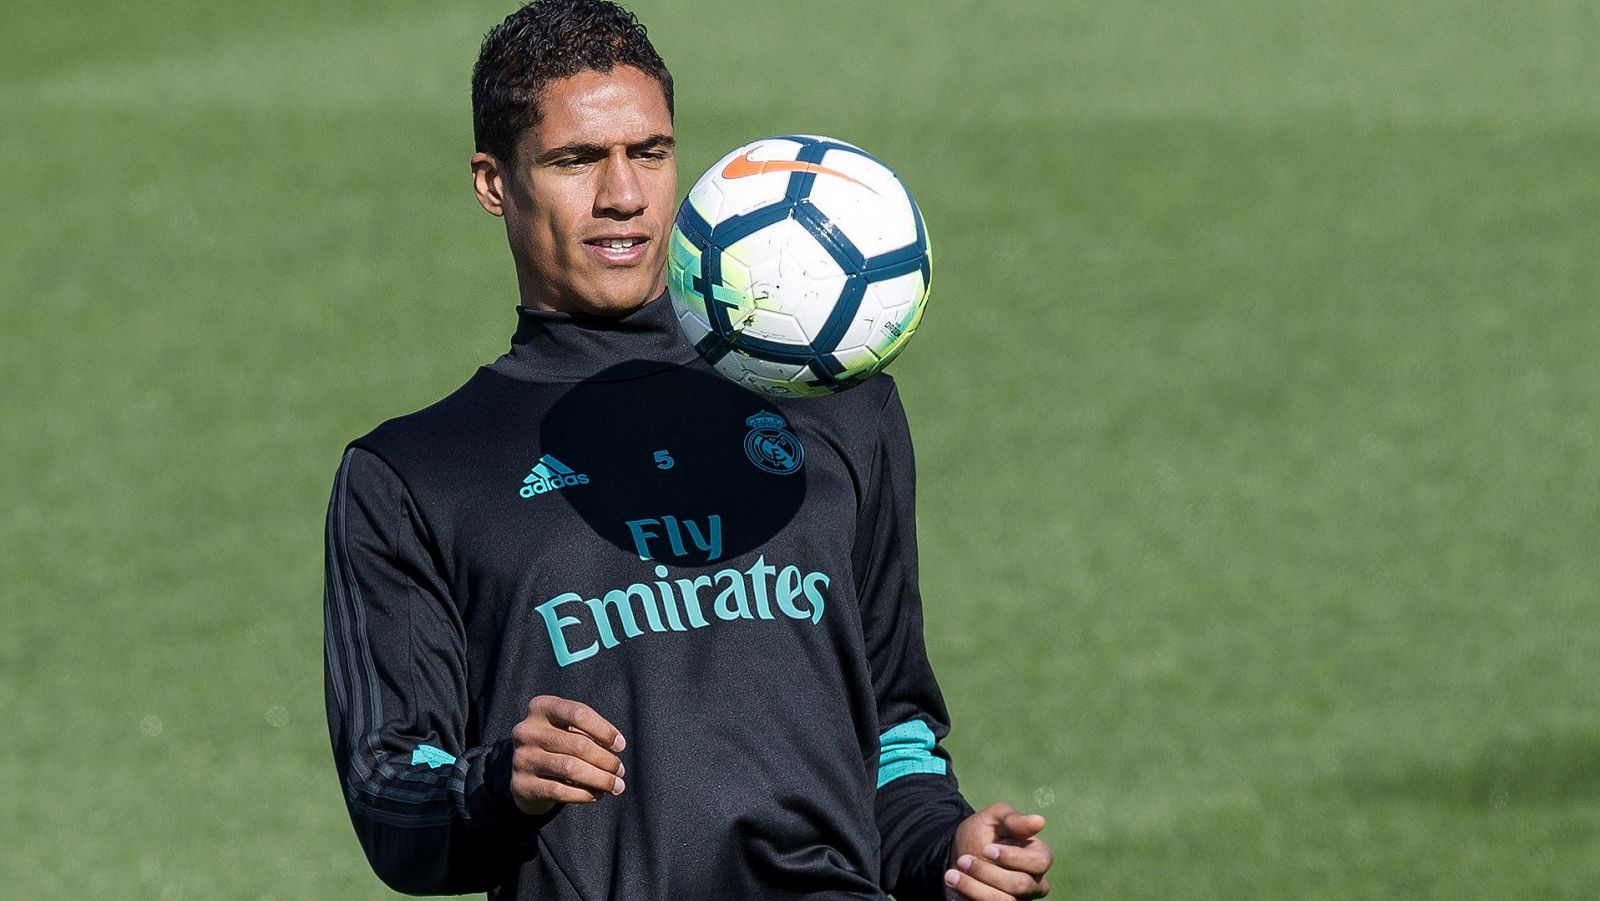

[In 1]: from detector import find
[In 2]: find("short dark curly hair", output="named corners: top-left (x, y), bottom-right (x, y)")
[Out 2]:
top-left (471, 0), bottom-right (674, 164)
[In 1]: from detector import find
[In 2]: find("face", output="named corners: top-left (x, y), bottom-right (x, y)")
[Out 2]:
top-left (472, 66), bottom-right (676, 316)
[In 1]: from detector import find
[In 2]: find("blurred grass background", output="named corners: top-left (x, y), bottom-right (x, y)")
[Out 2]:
top-left (3, 0), bottom-right (1597, 897)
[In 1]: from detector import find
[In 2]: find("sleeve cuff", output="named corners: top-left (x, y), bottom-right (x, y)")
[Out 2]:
top-left (465, 737), bottom-right (561, 838)
top-left (877, 773), bottom-right (973, 899)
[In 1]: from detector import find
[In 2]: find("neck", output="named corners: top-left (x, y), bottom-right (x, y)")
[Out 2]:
top-left (488, 290), bottom-right (698, 383)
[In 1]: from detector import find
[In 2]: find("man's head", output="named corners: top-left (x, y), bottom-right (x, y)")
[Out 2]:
top-left (470, 0), bottom-right (676, 316)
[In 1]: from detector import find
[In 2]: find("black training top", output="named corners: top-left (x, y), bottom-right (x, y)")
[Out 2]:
top-left (323, 293), bottom-right (971, 900)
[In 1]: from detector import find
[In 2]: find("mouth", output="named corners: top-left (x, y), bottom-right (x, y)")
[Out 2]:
top-left (583, 234), bottom-right (651, 266)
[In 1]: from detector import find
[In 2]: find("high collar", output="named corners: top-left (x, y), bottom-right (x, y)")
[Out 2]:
top-left (489, 292), bottom-right (699, 383)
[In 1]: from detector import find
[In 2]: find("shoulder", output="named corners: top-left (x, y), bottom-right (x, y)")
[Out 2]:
top-left (345, 368), bottom-right (517, 477)
top-left (816, 373), bottom-right (908, 438)
top-left (794, 372), bottom-right (902, 425)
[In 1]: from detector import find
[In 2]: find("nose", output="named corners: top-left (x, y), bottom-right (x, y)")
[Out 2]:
top-left (594, 150), bottom-right (647, 220)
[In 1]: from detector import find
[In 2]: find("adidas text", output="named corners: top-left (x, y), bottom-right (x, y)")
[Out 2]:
top-left (519, 454), bottom-right (591, 498)
top-left (521, 472), bottom-right (590, 497)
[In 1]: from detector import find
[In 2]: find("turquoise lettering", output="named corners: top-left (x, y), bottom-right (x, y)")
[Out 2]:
top-left (626, 581), bottom-right (668, 633)
top-left (660, 515), bottom-right (691, 558)
top-left (802, 571), bottom-right (829, 624)
top-left (534, 593), bottom-right (598, 666)
top-left (682, 515), bottom-right (723, 562)
top-left (538, 560), bottom-right (833, 665)
top-left (712, 568), bottom-right (753, 620)
top-left (674, 575), bottom-right (714, 628)
top-left (624, 518), bottom-right (660, 561)
top-left (652, 565), bottom-right (688, 631)
top-left (775, 565), bottom-right (807, 619)
top-left (746, 556), bottom-right (776, 620)
top-left (586, 587), bottom-right (647, 648)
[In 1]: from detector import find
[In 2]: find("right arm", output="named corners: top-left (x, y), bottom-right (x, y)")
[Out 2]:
top-left (324, 448), bottom-right (624, 894)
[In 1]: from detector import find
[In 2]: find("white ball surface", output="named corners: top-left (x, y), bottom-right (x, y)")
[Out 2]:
top-left (667, 135), bottom-right (931, 397)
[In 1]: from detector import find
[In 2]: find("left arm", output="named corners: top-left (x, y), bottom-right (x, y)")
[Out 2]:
top-left (854, 382), bottom-right (972, 899)
top-left (856, 382), bottom-right (1053, 900)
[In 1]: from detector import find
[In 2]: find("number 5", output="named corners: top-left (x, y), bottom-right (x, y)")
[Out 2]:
top-left (653, 450), bottom-right (674, 470)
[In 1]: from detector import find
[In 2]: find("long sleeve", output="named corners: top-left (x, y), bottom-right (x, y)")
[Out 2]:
top-left (323, 447), bottom-right (550, 895)
top-left (854, 383), bottom-right (975, 900)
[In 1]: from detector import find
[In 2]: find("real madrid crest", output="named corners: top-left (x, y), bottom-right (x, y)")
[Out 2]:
top-left (744, 411), bottom-right (804, 475)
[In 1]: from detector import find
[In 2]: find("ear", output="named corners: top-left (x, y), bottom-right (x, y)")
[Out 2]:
top-left (471, 152), bottom-right (507, 217)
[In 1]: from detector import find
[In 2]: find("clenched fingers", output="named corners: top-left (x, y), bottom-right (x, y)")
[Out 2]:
top-left (944, 868), bottom-right (1021, 901)
top-left (533, 696), bottom-right (625, 751)
top-left (513, 773), bottom-right (612, 806)
top-left (542, 727), bottom-right (625, 780)
top-left (981, 839), bottom-right (1054, 877)
top-left (953, 854), bottom-right (1050, 898)
top-left (523, 748), bottom-right (625, 796)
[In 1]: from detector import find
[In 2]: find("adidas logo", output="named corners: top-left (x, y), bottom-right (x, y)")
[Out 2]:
top-left (519, 454), bottom-right (591, 499)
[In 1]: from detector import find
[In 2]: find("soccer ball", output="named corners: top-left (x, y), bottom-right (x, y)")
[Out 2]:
top-left (666, 135), bottom-right (931, 397)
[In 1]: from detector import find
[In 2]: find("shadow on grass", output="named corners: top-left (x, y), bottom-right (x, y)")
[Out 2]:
top-left (1341, 733), bottom-right (1600, 808)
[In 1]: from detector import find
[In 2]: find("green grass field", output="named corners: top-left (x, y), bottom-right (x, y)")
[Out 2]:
top-left (3, 1), bottom-right (1597, 897)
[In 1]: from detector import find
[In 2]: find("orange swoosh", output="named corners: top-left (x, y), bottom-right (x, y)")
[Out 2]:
top-left (722, 148), bottom-right (869, 188)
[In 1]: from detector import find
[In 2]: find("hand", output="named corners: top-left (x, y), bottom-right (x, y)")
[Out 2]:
top-left (509, 695), bottom-right (627, 816)
top-left (943, 802), bottom-right (1053, 900)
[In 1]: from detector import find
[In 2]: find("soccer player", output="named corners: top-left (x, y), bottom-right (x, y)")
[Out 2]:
top-left (322, 1), bottom-right (1054, 898)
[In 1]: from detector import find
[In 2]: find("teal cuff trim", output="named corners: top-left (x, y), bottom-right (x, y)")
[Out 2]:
top-left (876, 719), bottom-right (948, 789)
top-left (411, 743), bottom-right (457, 769)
